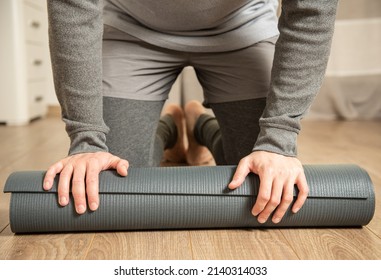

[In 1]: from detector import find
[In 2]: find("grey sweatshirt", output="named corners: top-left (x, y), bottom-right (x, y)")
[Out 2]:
top-left (47, 0), bottom-right (338, 157)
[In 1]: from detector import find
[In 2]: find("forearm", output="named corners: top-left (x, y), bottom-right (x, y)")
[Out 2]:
top-left (47, 0), bottom-right (109, 155)
top-left (253, 0), bottom-right (339, 156)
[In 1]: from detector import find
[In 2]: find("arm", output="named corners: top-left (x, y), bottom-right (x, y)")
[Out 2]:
top-left (44, 0), bottom-right (128, 214)
top-left (47, 0), bottom-right (108, 154)
top-left (230, 0), bottom-right (339, 223)
top-left (254, 0), bottom-right (339, 156)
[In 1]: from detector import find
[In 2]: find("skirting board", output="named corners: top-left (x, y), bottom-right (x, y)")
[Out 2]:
top-left (3, 165), bottom-right (375, 233)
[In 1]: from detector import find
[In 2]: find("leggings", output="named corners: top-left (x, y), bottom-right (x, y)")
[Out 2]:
top-left (103, 97), bottom-right (266, 166)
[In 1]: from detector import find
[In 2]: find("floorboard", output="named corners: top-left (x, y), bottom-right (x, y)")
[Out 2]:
top-left (85, 231), bottom-right (193, 260)
top-left (0, 117), bottom-right (380, 260)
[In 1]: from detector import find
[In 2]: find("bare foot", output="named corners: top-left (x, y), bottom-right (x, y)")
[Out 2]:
top-left (162, 104), bottom-right (187, 164)
top-left (184, 101), bottom-right (215, 166)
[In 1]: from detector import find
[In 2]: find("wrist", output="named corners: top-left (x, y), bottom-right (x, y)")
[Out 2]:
top-left (68, 130), bottom-right (108, 156)
top-left (253, 126), bottom-right (298, 157)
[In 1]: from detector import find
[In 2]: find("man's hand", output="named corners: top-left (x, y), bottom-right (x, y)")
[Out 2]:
top-left (228, 151), bottom-right (308, 224)
top-left (43, 152), bottom-right (129, 214)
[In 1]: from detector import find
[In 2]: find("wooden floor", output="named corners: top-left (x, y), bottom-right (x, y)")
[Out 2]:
top-left (0, 116), bottom-right (380, 260)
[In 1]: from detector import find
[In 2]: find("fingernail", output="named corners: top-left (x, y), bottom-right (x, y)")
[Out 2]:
top-left (76, 205), bottom-right (86, 214)
top-left (273, 217), bottom-right (281, 224)
top-left (228, 181), bottom-right (239, 189)
top-left (90, 202), bottom-right (98, 211)
top-left (122, 166), bottom-right (128, 176)
top-left (257, 217), bottom-right (266, 224)
top-left (293, 207), bottom-right (300, 213)
top-left (43, 181), bottom-right (50, 190)
top-left (252, 210), bottom-right (259, 216)
top-left (59, 196), bottom-right (67, 205)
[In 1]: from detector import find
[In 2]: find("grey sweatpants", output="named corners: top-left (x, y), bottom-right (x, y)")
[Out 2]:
top-left (102, 26), bottom-right (276, 166)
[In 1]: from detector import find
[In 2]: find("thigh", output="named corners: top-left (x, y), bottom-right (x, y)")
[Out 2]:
top-left (103, 96), bottom-right (165, 167)
top-left (190, 36), bottom-right (276, 164)
top-left (102, 25), bottom-right (186, 101)
top-left (102, 26), bottom-right (187, 166)
top-left (191, 36), bottom-right (277, 106)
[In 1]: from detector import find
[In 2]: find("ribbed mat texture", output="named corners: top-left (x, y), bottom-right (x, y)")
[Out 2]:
top-left (3, 165), bottom-right (375, 233)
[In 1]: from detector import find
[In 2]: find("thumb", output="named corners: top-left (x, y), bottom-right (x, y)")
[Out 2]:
top-left (228, 159), bottom-right (251, 189)
top-left (116, 159), bottom-right (129, 177)
top-left (106, 155), bottom-right (129, 176)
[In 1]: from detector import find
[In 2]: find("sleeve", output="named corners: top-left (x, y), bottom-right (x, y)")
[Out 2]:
top-left (47, 0), bottom-right (109, 155)
top-left (253, 0), bottom-right (339, 156)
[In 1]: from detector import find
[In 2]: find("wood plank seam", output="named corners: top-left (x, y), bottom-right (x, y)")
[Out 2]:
top-left (279, 230), bottom-right (302, 260)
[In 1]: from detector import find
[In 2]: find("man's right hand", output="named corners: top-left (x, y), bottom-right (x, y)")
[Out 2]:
top-left (43, 152), bottom-right (129, 214)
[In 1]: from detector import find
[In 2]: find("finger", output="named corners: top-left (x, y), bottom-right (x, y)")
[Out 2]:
top-left (116, 159), bottom-right (129, 177)
top-left (86, 158), bottom-right (101, 211)
top-left (57, 164), bottom-right (74, 207)
top-left (104, 155), bottom-right (122, 170)
top-left (43, 161), bottom-right (65, 190)
top-left (228, 158), bottom-right (251, 189)
top-left (251, 171), bottom-right (273, 217)
top-left (292, 171), bottom-right (309, 213)
top-left (256, 177), bottom-right (283, 223)
top-left (272, 179), bottom-right (295, 223)
top-left (71, 163), bottom-right (87, 214)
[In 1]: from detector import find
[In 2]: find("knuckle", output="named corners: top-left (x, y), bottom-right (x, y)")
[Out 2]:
top-left (120, 159), bottom-right (129, 168)
top-left (259, 193), bottom-right (271, 203)
top-left (255, 203), bottom-right (266, 211)
top-left (299, 187), bottom-right (309, 196)
top-left (87, 156), bottom-right (99, 169)
top-left (60, 166), bottom-right (73, 177)
top-left (282, 195), bottom-right (293, 204)
top-left (296, 166), bottom-right (303, 173)
top-left (58, 189), bottom-right (68, 197)
top-left (243, 155), bottom-right (254, 165)
top-left (237, 157), bottom-right (247, 167)
top-left (111, 154), bottom-right (121, 161)
top-left (296, 169), bottom-right (305, 178)
top-left (72, 193), bottom-right (85, 202)
top-left (72, 187), bottom-right (85, 198)
top-left (86, 193), bottom-right (98, 202)
top-left (269, 197), bottom-right (281, 206)
top-left (86, 176), bottom-right (98, 185)
top-left (87, 159), bottom-right (101, 172)
top-left (263, 166), bottom-right (274, 176)
top-left (72, 178), bottom-right (84, 185)
top-left (46, 165), bottom-right (56, 174)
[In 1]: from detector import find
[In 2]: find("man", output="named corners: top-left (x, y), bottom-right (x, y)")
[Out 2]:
top-left (43, 0), bottom-right (338, 224)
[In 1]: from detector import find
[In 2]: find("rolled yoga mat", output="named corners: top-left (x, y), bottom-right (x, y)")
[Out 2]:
top-left (3, 165), bottom-right (375, 233)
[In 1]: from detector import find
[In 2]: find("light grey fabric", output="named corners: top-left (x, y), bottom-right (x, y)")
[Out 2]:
top-left (102, 25), bottom-right (277, 104)
top-left (47, 0), bottom-right (338, 158)
top-left (103, 0), bottom-right (279, 52)
top-left (4, 165), bottom-right (375, 233)
top-left (253, 0), bottom-right (339, 156)
top-left (47, 1), bottom-right (108, 155)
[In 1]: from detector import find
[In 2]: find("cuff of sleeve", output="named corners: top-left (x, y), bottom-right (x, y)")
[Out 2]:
top-left (68, 130), bottom-right (108, 156)
top-left (253, 126), bottom-right (298, 157)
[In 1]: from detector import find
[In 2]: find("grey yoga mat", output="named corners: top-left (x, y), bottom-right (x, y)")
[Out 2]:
top-left (3, 164), bottom-right (375, 233)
